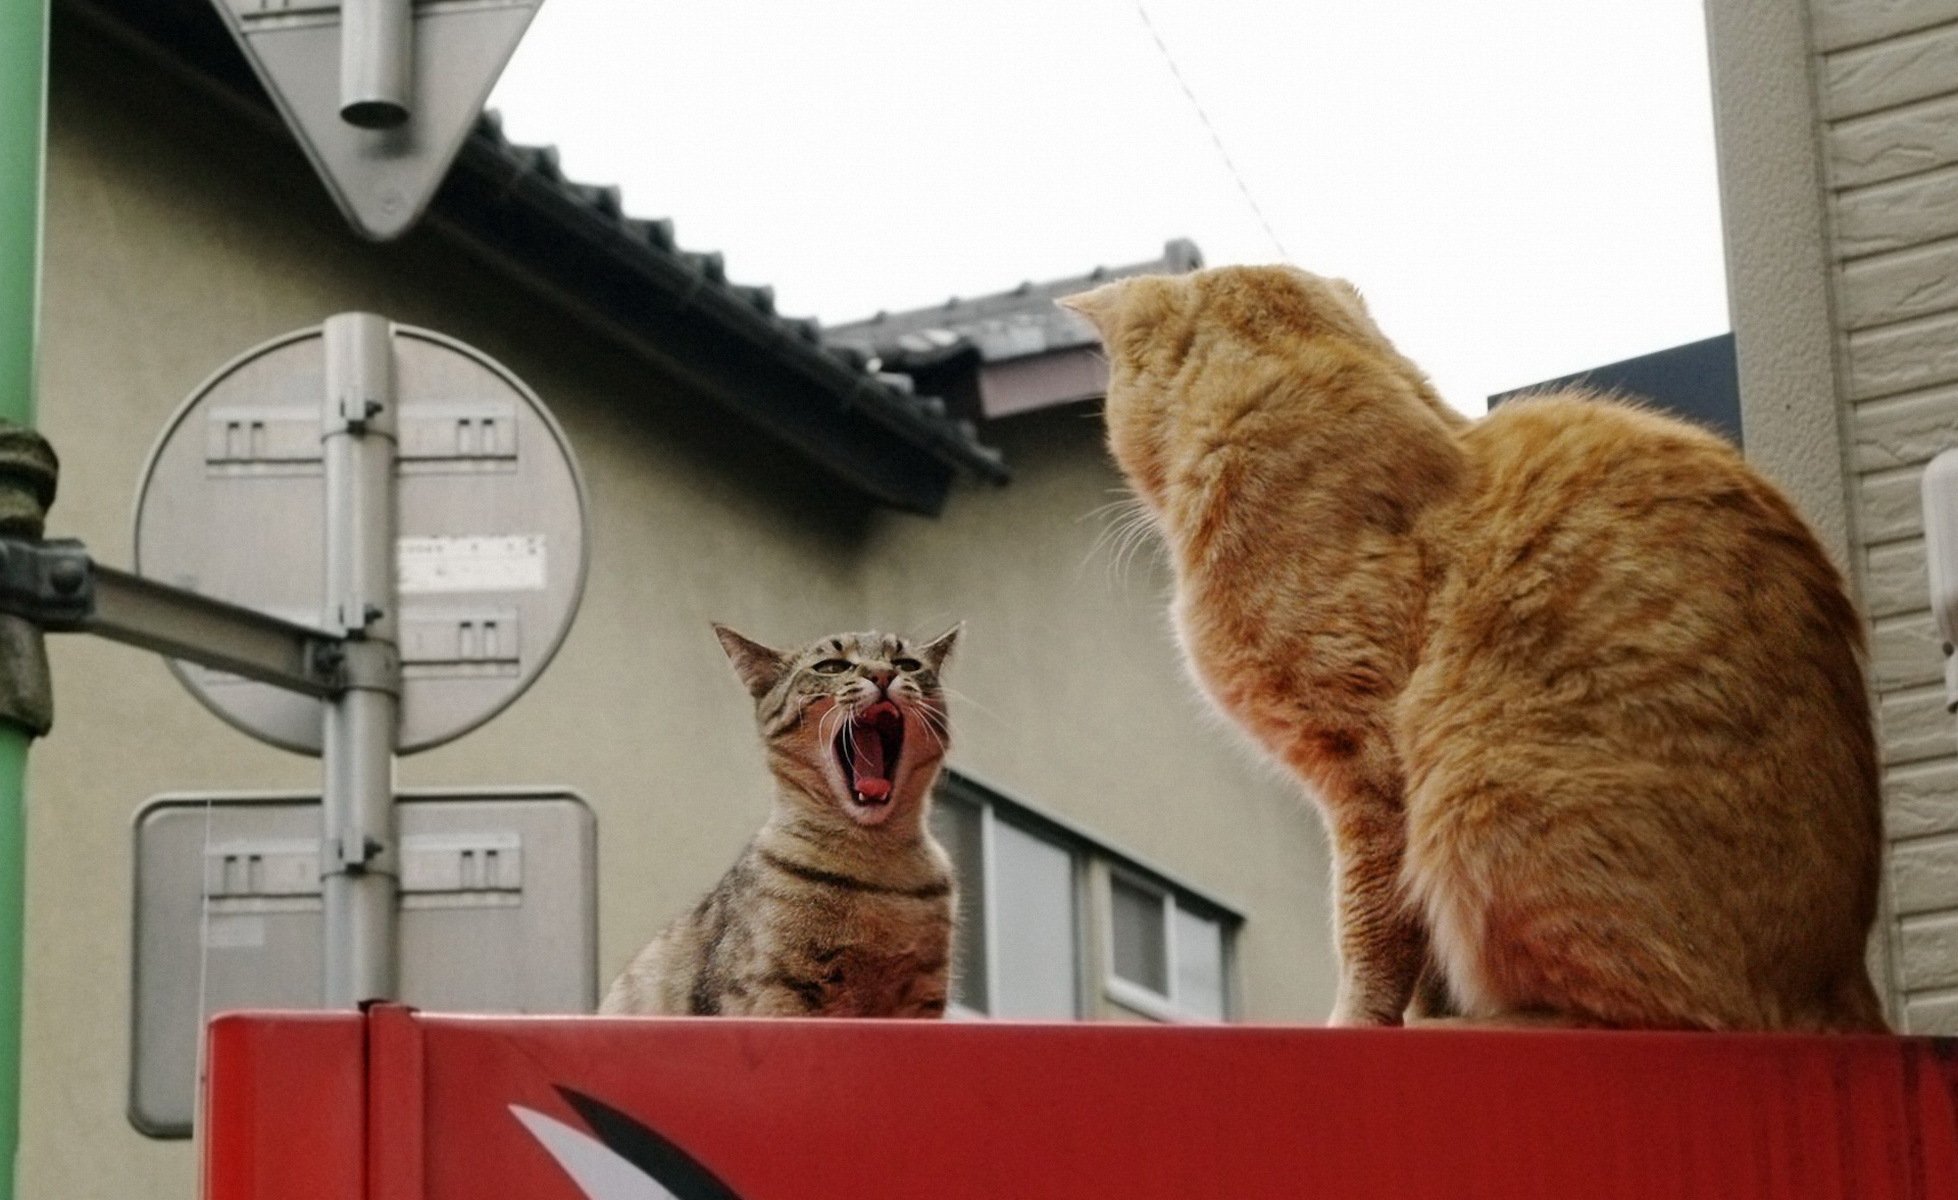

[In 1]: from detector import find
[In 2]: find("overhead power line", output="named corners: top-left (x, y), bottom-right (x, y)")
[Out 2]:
top-left (1132, 0), bottom-right (1291, 262)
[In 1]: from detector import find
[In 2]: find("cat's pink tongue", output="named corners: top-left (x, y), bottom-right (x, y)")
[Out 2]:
top-left (849, 704), bottom-right (902, 803)
top-left (855, 778), bottom-right (892, 803)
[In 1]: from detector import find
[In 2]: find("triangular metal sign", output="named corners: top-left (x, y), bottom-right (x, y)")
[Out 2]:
top-left (208, 0), bottom-right (544, 241)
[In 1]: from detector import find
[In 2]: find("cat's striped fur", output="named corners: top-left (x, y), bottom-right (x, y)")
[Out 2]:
top-left (600, 625), bottom-right (959, 1017)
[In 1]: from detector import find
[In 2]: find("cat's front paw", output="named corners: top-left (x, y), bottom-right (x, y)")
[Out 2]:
top-left (1328, 995), bottom-right (1407, 1028)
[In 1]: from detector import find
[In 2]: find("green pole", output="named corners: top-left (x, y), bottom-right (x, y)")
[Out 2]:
top-left (0, 0), bottom-right (49, 1196)
top-left (0, 728), bottom-right (17, 1200)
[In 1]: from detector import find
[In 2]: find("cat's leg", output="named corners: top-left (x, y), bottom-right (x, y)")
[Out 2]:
top-left (1406, 1011), bottom-right (1598, 1030)
top-left (890, 946), bottom-right (954, 1018)
top-left (897, 976), bottom-right (951, 1019)
top-left (1323, 772), bottom-right (1427, 1027)
top-left (1406, 952), bottom-right (1457, 1021)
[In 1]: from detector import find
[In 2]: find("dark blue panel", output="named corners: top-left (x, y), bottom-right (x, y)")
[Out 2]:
top-left (1488, 334), bottom-right (1740, 447)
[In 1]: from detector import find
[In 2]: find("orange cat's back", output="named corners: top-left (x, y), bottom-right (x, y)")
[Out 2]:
top-left (1400, 392), bottom-right (1884, 1030)
top-left (1074, 262), bottom-right (1885, 1030)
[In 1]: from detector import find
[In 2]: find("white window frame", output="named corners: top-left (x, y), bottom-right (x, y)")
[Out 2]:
top-left (1102, 865), bottom-right (1233, 1022)
top-left (934, 770), bottom-right (1240, 1023)
top-left (939, 783), bottom-right (1086, 1019)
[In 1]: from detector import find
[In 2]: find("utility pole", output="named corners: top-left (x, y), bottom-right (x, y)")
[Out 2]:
top-left (0, 0), bottom-right (51, 1194)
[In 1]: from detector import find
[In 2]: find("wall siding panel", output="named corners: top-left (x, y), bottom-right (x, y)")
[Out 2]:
top-left (1841, 239), bottom-right (1958, 329)
top-left (1860, 466), bottom-right (1928, 543)
top-left (1888, 758), bottom-right (1958, 838)
top-left (1904, 990), bottom-right (1958, 1032)
top-left (1854, 385), bottom-right (1958, 469)
top-left (1835, 166), bottom-right (1958, 258)
top-left (1866, 538), bottom-right (1929, 617)
top-left (1899, 911), bottom-right (1958, 989)
top-left (1829, 93), bottom-right (1958, 188)
top-left (1881, 685), bottom-right (1956, 767)
top-left (1825, 21), bottom-right (1958, 117)
top-left (1813, 0), bottom-right (1958, 53)
top-left (1890, 832), bottom-right (1958, 913)
top-left (1845, 310), bottom-right (1958, 399)
top-left (1873, 612), bottom-right (1945, 688)
top-left (1810, 0), bottom-right (1958, 1029)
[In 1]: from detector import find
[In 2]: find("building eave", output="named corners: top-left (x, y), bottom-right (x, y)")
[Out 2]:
top-left (61, 0), bottom-right (1008, 515)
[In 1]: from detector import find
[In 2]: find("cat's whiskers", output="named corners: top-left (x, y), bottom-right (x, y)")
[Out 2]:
top-left (912, 705), bottom-right (951, 757)
top-left (814, 701), bottom-right (851, 775)
top-left (1079, 497), bottom-right (1143, 578)
top-left (932, 683), bottom-right (998, 726)
top-left (1081, 492), bottom-right (1162, 590)
top-left (1108, 498), bottom-right (1165, 589)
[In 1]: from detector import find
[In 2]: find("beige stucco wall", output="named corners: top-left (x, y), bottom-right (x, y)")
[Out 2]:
top-left (23, 18), bottom-right (1334, 1198)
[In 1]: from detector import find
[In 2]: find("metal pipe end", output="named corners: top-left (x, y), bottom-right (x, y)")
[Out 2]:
top-left (341, 99), bottom-right (411, 130)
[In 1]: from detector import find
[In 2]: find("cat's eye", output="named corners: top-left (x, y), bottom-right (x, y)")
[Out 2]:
top-left (811, 658), bottom-right (851, 675)
top-left (893, 657), bottom-right (924, 672)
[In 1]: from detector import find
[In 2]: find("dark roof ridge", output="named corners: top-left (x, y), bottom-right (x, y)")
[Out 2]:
top-left (462, 108), bottom-right (1006, 481)
top-left (63, 0), bottom-right (1006, 513)
top-left (824, 239), bottom-right (1202, 368)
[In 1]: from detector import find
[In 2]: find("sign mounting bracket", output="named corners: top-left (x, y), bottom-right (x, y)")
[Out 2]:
top-left (0, 538), bottom-right (347, 697)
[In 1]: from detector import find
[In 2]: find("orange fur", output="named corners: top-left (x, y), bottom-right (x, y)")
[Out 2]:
top-left (1065, 266), bottom-right (1887, 1031)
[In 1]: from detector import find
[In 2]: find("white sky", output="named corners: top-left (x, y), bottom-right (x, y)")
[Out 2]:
top-left (489, 0), bottom-right (1729, 416)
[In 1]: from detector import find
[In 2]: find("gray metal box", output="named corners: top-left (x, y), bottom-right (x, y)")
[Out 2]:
top-left (131, 788), bottom-right (596, 1137)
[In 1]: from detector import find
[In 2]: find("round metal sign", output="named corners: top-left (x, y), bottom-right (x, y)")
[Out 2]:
top-left (135, 321), bottom-right (588, 754)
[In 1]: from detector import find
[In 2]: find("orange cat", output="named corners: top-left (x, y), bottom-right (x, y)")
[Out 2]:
top-left (1063, 266), bottom-right (1886, 1031)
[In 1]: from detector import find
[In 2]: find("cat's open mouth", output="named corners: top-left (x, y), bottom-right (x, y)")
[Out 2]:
top-left (836, 701), bottom-right (905, 821)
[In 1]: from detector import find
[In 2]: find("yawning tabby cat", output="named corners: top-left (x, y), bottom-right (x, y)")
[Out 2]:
top-left (599, 625), bottom-right (960, 1018)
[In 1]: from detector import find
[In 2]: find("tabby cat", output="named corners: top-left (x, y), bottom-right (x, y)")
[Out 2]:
top-left (599, 624), bottom-right (960, 1017)
top-left (1063, 265), bottom-right (1886, 1031)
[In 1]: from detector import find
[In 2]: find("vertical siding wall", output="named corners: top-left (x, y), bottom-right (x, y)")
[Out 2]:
top-left (1815, 0), bottom-right (1958, 1032)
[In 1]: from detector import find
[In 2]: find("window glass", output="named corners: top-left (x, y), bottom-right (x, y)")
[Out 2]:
top-left (1110, 874), bottom-right (1168, 995)
top-left (990, 820), bottom-right (1079, 1018)
top-left (1173, 905), bottom-right (1227, 1020)
top-left (929, 794), bottom-right (988, 1012)
top-left (934, 772), bottom-right (1236, 1023)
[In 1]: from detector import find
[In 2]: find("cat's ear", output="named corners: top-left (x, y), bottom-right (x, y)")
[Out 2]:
top-left (1057, 280), bottom-right (1134, 344)
top-left (917, 622), bottom-right (961, 673)
top-left (713, 623), bottom-right (790, 699)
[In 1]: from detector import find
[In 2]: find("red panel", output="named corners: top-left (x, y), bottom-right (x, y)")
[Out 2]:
top-left (201, 1011), bottom-right (365, 1200)
top-left (366, 1004), bottom-right (424, 1200)
top-left (204, 1009), bottom-right (1958, 1200)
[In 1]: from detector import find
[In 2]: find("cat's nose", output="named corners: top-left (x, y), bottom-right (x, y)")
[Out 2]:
top-left (867, 668), bottom-right (895, 693)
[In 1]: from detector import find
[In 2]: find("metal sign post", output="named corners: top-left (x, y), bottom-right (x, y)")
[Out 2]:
top-left (134, 314), bottom-right (589, 1012)
top-left (0, 315), bottom-right (588, 1037)
top-left (320, 314), bottom-right (402, 1006)
top-left (340, 0), bottom-right (414, 130)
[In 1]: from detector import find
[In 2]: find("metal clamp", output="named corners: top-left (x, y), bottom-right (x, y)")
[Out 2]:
top-left (0, 423), bottom-right (57, 539)
top-left (0, 537), bottom-right (90, 627)
top-left (0, 423), bottom-right (58, 734)
top-left (336, 638), bottom-right (401, 695)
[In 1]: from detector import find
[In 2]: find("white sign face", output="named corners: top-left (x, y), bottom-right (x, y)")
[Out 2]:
top-left (207, 0), bottom-right (545, 240)
top-left (135, 322), bottom-right (589, 754)
top-left (398, 535), bottom-right (548, 595)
